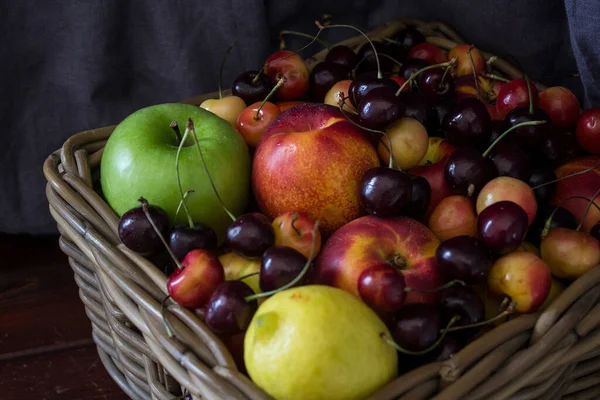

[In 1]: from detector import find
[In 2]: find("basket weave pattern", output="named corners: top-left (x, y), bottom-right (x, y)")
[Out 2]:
top-left (44, 19), bottom-right (600, 400)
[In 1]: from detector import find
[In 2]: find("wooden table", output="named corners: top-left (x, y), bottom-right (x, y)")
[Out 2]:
top-left (0, 234), bottom-right (129, 400)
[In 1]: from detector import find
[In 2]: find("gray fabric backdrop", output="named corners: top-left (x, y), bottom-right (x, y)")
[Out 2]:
top-left (1, 0), bottom-right (597, 235)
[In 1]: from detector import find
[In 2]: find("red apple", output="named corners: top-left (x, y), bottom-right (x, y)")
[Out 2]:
top-left (496, 78), bottom-right (539, 119)
top-left (540, 227), bottom-right (600, 279)
top-left (253, 104), bottom-right (380, 234)
top-left (576, 108), bottom-right (600, 155)
top-left (264, 50), bottom-right (309, 101)
top-left (488, 251), bottom-right (551, 313)
top-left (476, 176), bottom-right (538, 226)
top-left (428, 195), bottom-right (478, 241)
top-left (167, 250), bottom-right (225, 309)
top-left (448, 44), bottom-right (485, 77)
top-left (539, 86), bottom-right (580, 129)
top-left (272, 211), bottom-right (322, 259)
top-left (313, 215), bottom-right (443, 304)
top-left (407, 42), bottom-right (447, 65)
top-left (553, 156), bottom-right (600, 232)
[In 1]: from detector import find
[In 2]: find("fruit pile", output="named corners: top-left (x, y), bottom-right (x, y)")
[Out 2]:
top-left (100, 22), bottom-right (600, 400)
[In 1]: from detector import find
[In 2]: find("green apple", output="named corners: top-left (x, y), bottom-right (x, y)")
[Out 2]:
top-left (101, 103), bottom-right (250, 239)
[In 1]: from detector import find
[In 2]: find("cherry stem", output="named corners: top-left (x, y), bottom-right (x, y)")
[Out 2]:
top-left (245, 221), bottom-right (320, 302)
top-left (253, 27), bottom-right (325, 84)
top-left (482, 120), bottom-right (547, 158)
top-left (486, 55), bottom-right (498, 70)
top-left (531, 161), bottom-right (600, 190)
top-left (396, 60), bottom-right (456, 96)
top-left (541, 194), bottom-right (600, 239)
top-left (218, 41), bottom-right (236, 100)
top-left (279, 30), bottom-right (332, 49)
top-left (337, 100), bottom-right (397, 169)
top-left (438, 65), bottom-right (452, 90)
top-left (404, 280), bottom-right (465, 293)
top-left (139, 197), bottom-right (183, 270)
top-left (381, 315), bottom-right (461, 356)
top-left (291, 212), bottom-right (302, 236)
top-left (186, 119), bottom-right (237, 222)
top-left (467, 46), bottom-right (480, 97)
top-left (577, 187), bottom-right (600, 231)
top-left (161, 295), bottom-right (175, 338)
top-left (446, 302), bottom-right (517, 333)
top-left (482, 73), bottom-right (509, 83)
top-left (175, 189), bottom-right (195, 220)
top-left (175, 128), bottom-right (195, 228)
top-left (238, 271), bottom-right (260, 281)
top-left (352, 53), bottom-right (403, 76)
top-left (339, 94), bottom-right (359, 115)
top-left (316, 21), bottom-right (382, 79)
top-left (525, 75), bottom-right (534, 115)
top-left (170, 121), bottom-right (182, 144)
top-left (254, 76), bottom-right (286, 120)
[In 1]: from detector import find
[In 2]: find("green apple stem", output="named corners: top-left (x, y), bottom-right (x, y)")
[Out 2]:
top-left (482, 120), bottom-right (547, 158)
top-left (139, 197), bottom-right (183, 270)
top-left (337, 102), bottom-right (397, 169)
top-left (482, 72), bottom-right (510, 83)
top-left (161, 295), bottom-right (175, 338)
top-left (381, 315), bottom-right (461, 356)
top-left (531, 161), bottom-right (600, 190)
top-left (175, 128), bottom-right (195, 228)
top-left (218, 41), bottom-right (236, 100)
top-left (170, 121), bottom-right (183, 144)
top-left (175, 189), bottom-right (195, 220)
top-left (467, 45), bottom-right (480, 97)
top-left (315, 20), bottom-right (383, 80)
top-left (186, 119), bottom-right (237, 222)
top-left (244, 221), bottom-right (320, 302)
top-left (525, 75), bottom-right (534, 115)
top-left (255, 76), bottom-right (287, 120)
top-left (238, 271), bottom-right (260, 281)
top-left (445, 302), bottom-right (517, 333)
top-left (279, 30), bottom-right (332, 49)
top-left (291, 212), bottom-right (302, 236)
top-left (396, 59), bottom-right (456, 96)
top-left (404, 279), bottom-right (465, 293)
top-left (577, 187), bottom-right (600, 231)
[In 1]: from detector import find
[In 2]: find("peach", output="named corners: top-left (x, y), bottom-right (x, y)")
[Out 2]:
top-left (477, 176), bottom-right (538, 226)
top-left (428, 195), bottom-right (478, 241)
top-left (540, 227), bottom-right (600, 279)
top-left (253, 104), bottom-right (380, 235)
top-left (488, 251), bottom-right (551, 313)
top-left (313, 215), bottom-right (443, 304)
top-left (378, 118), bottom-right (429, 170)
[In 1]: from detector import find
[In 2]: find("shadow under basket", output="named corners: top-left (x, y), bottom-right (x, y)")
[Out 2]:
top-left (44, 18), bottom-right (600, 400)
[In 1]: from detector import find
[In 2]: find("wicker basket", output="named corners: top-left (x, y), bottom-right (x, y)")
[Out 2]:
top-left (44, 18), bottom-right (600, 400)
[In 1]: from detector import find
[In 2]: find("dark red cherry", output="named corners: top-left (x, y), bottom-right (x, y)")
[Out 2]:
top-left (231, 70), bottom-right (274, 105)
top-left (349, 75), bottom-right (400, 108)
top-left (430, 99), bottom-right (457, 137)
top-left (360, 167), bottom-right (412, 217)
top-left (443, 98), bottom-right (492, 149)
top-left (591, 222), bottom-right (600, 241)
top-left (436, 235), bottom-right (493, 284)
top-left (397, 91), bottom-right (440, 133)
top-left (527, 205), bottom-right (576, 246)
top-left (393, 27), bottom-right (426, 51)
top-left (540, 131), bottom-right (580, 167)
top-left (419, 67), bottom-right (455, 99)
top-left (358, 264), bottom-right (406, 313)
top-left (225, 213), bottom-right (275, 259)
top-left (528, 167), bottom-right (557, 205)
top-left (358, 87), bottom-right (405, 130)
top-left (439, 285), bottom-right (485, 335)
top-left (444, 147), bottom-right (498, 197)
top-left (325, 45), bottom-right (358, 70)
top-left (168, 223), bottom-right (218, 261)
top-left (118, 204), bottom-right (169, 255)
top-left (309, 61), bottom-right (350, 102)
top-left (355, 42), bottom-right (399, 74)
top-left (398, 58), bottom-right (429, 81)
top-left (504, 107), bottom-right (551, 148)
top-left (487, 120), bottom-right (504, 145)
top-left (477, 201), bottom-right (528, 254)
top-left (485, 140), bottom-right (531, 182)
top-left (432, 336), bottom-right (465, 361)
top-left (260, 246), bottom-right (308, 292)
top-left (391, 303), bottom-right (441, 352)
top-left (204, 280), bottom-right (257, 335)
top-left (402, 176), bottom-right (431, 221)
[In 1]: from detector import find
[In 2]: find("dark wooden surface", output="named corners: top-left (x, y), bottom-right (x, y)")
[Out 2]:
top-left (0, 234), bottom-right (129, 400)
